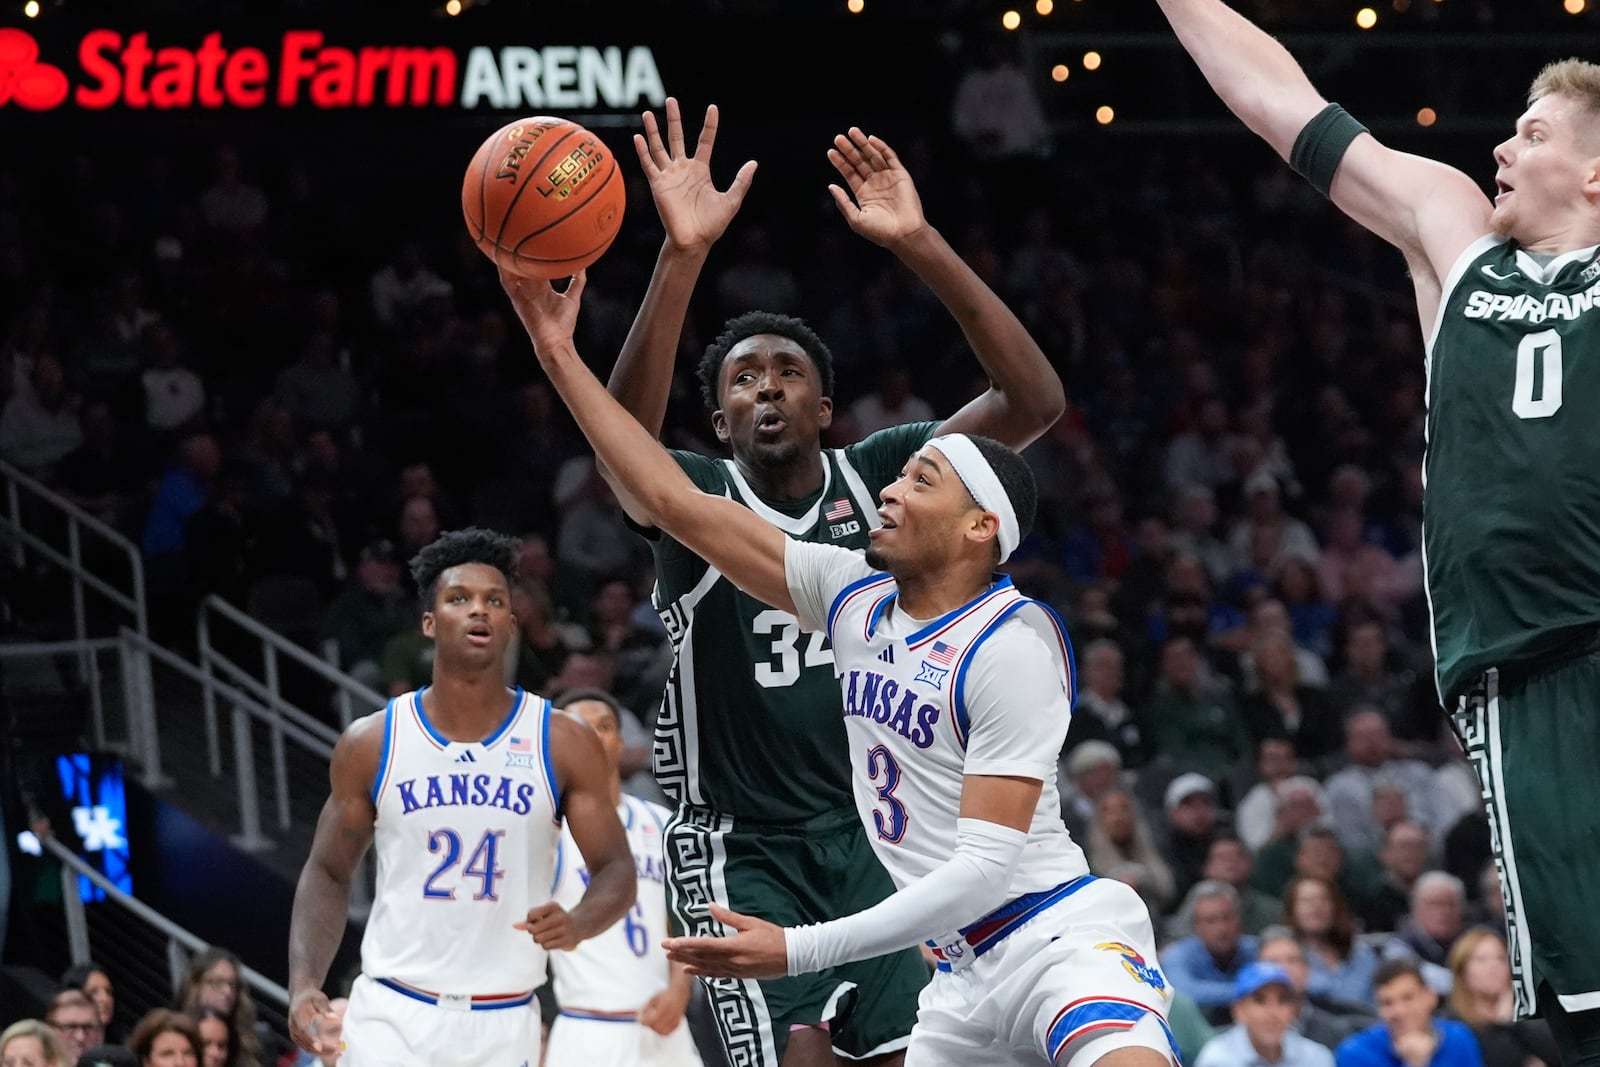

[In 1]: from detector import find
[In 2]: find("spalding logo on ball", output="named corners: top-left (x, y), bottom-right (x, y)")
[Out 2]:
top-left (462, 116), bottom-right (625, 280)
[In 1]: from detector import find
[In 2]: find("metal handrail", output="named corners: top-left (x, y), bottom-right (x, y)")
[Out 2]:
top-left (44, 835), bottom-right (290, 1010)
top-left (1, 458), bottom-right (152, 771)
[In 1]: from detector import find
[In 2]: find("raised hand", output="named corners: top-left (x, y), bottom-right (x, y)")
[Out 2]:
top-left (827, 127), bottom-right (928, 249)
top-left (662, 902), bottom-right (788, 979)
top-left (634, 97), bottom-right (758, 254)
top-left (499, 267), bottom-right (585, 357)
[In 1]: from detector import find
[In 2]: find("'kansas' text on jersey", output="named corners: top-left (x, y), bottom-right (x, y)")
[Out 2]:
top-left (363, 687), bottom-right (561, 994)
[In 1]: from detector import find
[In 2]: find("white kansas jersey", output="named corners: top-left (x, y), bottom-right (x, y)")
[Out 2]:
top-left (548, 794), bottom-right (673, 1013)
top-left (363, 686), bottom-right (561, 996)
top-left (785, 541), bottom-right (1088, 903)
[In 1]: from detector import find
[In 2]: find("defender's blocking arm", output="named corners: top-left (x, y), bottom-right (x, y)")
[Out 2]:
top-left (503, 268), bottom-right (796, 617)
top-left (601, 98), bottom-right (756, 526)
top-left (827, 129), bottom-right (1065, 449)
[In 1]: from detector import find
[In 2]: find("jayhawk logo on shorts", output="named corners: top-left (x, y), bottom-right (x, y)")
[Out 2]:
top-left (1097, 941), bottom-right (1169, 1000)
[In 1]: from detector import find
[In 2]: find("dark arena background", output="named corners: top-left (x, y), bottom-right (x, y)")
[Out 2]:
top-left (1, 0), bottom-right (1596, 1063)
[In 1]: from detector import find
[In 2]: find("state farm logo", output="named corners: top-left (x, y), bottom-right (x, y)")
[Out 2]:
top-left (0, 26), bottom-right (665, 111)
top-left (0, 28), bottom-right (70, 109)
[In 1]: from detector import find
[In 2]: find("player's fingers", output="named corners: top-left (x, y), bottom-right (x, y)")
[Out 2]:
top-left (565, 270), bottom-right (588, 301)
top-left (831, 135), bottom-right (871, 181)
top-left (695, 103), bottom-right (721, 159)
top-left (665, 96), bottom-right (686, 156)
top-left (708, 901), bottom-right (750, 928)
top-left (724, 160), bottom-right (758, 205)
top-left (633, 133), bottom-right (657, 174)
top-left (826, 184), bottom-right (857, 220)
top-left (866, 134), bottom-right (897, 167)
top-left (852, 128), bottom-right (887, 170)
top-left (640, 109), bottom-right (667, 164)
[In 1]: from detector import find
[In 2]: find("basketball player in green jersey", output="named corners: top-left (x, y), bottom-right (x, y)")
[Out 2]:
top-left (596, 102), bottom-right (1064, 1067)
top-left (1148, 5), bottom-right (1600, 1061)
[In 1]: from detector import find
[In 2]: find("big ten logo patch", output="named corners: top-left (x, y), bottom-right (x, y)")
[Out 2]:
top-left (0, 29), bottom-right (69, 110)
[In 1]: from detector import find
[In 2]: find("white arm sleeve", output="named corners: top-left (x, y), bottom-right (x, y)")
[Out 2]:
top-left (784, 817), bottom-right (1026, 975)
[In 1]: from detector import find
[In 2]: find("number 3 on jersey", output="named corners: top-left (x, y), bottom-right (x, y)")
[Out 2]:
top-left (752, 608), bottom-right (833, 688)
top-left (1513, 330), bottom-right (1563, 420)
top-left (865, 745), bottom-right (908, 843)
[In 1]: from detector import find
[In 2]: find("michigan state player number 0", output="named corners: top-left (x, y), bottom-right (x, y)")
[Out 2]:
top-left (1513, 330), bottom-right (1564, 420)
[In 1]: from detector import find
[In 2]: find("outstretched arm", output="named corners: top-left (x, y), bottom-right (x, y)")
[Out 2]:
top-left (827, 128), bottom-right (1064, 450)
top-left (1154, 0), bottom-right (1491, 303)
top-left (502, 268), bottom-right (795, 615)
top-left (663, 774), bottom-right (1041, 979)
top-left (603, 99), bottom-right (757, 525)
top-left (288, 714), bottom-right (381, 1055)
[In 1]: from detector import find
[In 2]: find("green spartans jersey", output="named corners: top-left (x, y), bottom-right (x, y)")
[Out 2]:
top-left (1425, 235), bottom-right (1600, 701)
top-left (649, 422), bottom-right (940, 822)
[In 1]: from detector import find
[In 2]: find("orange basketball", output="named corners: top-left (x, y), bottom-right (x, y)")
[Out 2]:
top-left (462, 116), bottom-right (626, 280)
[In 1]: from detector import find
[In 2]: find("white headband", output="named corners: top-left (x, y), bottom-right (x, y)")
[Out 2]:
top-left (928, 433), bottom-right (1020, 564)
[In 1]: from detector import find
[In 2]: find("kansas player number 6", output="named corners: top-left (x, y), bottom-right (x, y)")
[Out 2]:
top-left (1512, 330), bottom-right (1563, 420)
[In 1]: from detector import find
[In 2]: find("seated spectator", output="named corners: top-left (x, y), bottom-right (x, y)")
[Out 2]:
top-left (1273, 556), bottom-right (1339, 664)
top-left (54, 398), bottom-right (151, 535)
top-left (1442, 927), bottom-right (1558, 1067)
top-left (0, 1019), bottom-right (71, 1067)
top-left (139, 322), bottom-right (206, 436)
top-left (1161, 771), bottom-right (1222, 904)
top-left (1237, 742), bottom-right (1334, 856)
top-left (1255, 827), bottom-right (1384, 922)
top-left (1170, 483), bottom-right (1235, 587)
top-left (1145, 637), bottom-right (1254, 777)
top-left (1233, 598), bottom-right (1331, 693)
top-left (1064, 637), bottom-right (1152, 767)
top-left (1324, 709), bottom-right (1438, 856)
top-left (1316, 507), bottom-right (1421, 624)
top-left (1195, 961), bottom-right (1335, 1067)
top-left (128, 1009), bottom-right (203, 1067)
top-left (1285, 875), bottom-right (1380, 1009)
top-left (1362, 820), bottom-right (1433, 935)
top-left (842, 363), bottom-right (935, 438)
top-left (1205, 833), bottom-right (1285, 936)
top-left (1159, 880), bottom-right (1262, 1024)
top-left (184, 1004), bottom-right (239, 1067)
top-left (1383, 872), bottom-right (1469, 997)
top-left (1258, 926), bottom-right (1377, 1051)
top-left (0, 352), bottom-right (81, 480)
top-left (1241, 631), bottom-right (1344, 767)
top-left (174, 948), bottom-right (265, 1067)
top-left (320, 539), bottom-right (411, 690)
top-left (1057, 739), bottom-right (1124, 845)
top-left (506, 579), bottom-right (591, 695)
top-left (1084, 786), bottom-right (1177, 916)
top-left (45, 988), bottom-right (104, 1064)
top-left (1334, 958), bottom-right (1483, 1067)
top-left (60, 961), bottom-right (120, 1044)
top-left (1323, 620), bottom-right (1427, 746)
top-left (582, 574), bottom-right (667, 709)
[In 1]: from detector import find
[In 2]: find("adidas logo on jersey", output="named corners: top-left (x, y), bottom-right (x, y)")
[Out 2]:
top-left (454, 750), bottom-right (477, 763)
top-left (877, 647), bottom-right (895, 664)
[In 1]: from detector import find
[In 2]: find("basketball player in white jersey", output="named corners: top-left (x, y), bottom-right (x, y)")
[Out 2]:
top-left (500, 251), bottom-right (1180, 1067)
top-left (288, 528), bottom-right (636, 1067)
top-left (544, 687), bottom-right (704, 1067)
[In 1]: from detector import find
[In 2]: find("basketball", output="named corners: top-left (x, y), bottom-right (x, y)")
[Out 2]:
top-left (462, 116), bottom-right (626, 280)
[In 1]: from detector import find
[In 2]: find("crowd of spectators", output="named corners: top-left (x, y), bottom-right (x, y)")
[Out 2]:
top-left (0, 59), bottom-right (1539, 1063)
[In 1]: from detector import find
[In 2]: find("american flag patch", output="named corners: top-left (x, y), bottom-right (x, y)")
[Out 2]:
top-left (927, 640), bottom-right (959, 666)
top-left (824, 498), bottom-right (853, 521)
top-left (509, 736), bottom-right (531, 753)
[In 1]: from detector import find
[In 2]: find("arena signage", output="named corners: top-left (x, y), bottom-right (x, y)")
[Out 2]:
top-left (0, 27), bottom-right (667, 110)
